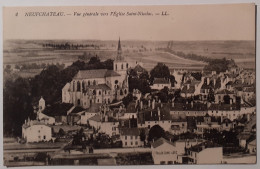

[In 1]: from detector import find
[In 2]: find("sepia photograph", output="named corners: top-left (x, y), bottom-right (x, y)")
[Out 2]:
top-left (2, 3), bottom-right (257, 166)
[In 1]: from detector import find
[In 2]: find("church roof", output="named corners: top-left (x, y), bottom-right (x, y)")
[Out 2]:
top-left (73, 69), bottom-right (120, 79)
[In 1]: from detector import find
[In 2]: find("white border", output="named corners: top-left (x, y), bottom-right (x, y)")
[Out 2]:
top-left (0, 1), bottom-right (259, 169)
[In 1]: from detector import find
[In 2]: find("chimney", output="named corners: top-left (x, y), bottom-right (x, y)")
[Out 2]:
top-left (161, 103), bottom-right (163, 108)
top-left (241, 98), bottom-right (244, 104)
top-left (172, 102), bottom-right (175, 107)
top-left (152, 99), bottom-right (155, 109)
top-left (105, 115), bottom-right (108, 122)
top-left (159, 99), bottom-right (161, 103)
top-left (148, 100), bottom-right (151, 108)
top-left (191, 101), bottom-right (194, 108)
top-left (158, 107), bottom-right (161, 121)
top-left (221, 115), bottom-right (223, 123)
top-left (150, 111), bottom-right (152, 117)
top-left (187, 84), bottom-right (190, 90)
top-left (213, 79), bottom-right (216, 86)
top-left (247, 113), bottom-right (250, 122)
top-left (135, 100), bottom-right (138, 108)
top-left (207, 78), bottom-right (210, 85)
top-left (207, 102), bottom-right (211, 108)
top-left (140, 101), bottom-right (143, 110)
top-left (186, 101), bottom-right (188, 105)
top-left (230, 99), bottom-right (232, 105)
top-left (129, 117), bottom-right (131, 128)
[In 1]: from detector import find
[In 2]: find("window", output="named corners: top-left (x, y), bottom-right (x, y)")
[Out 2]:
top-left (38, 130), bottom-right (40, 133)
top-left (135, 136), bottom-right (138, 139)
top-left (131, 136), bottom-right (133, 140)
top-left (131, 142), bottom-right (133, 145)
top-left (77, 81), bottom-right (81, 91)
top-left (99, 91), bottom-right (101, 95)
top-left (43, 135), bottom-right (46, 139)
top-left (126, 63), bottom-right (129, 68)
top-left (121, 64), bottom-right (124, 70)
top-left (77, 99), bottom-right (80, 105)
top-left (116, 64), bottom-right (117, 70)
top-left (168, 161), bottom-right (173, 165)
top-left (125, 136), bottom-right (127, 140)
top-left (160, 161), bottom-right (166, 165)
top-left (135, 141), bottom-right (138, 145)
top-left (125, 142), bottom-right (127, 146)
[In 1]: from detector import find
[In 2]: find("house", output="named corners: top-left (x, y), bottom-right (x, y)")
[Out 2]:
top-left (88, 114), bottom-right (119, 136)
top-left (150, 78), bottom-right (171, 90)
top-left (196, 114), bottom-right (221, 135)
top-left (187, 141), bottom-right (223, 164)
top-left (151, 138), bottom-right (178, 164)
top-left (22, 119), bottom-right (52, 143)
top-left (247, 139), bottom-right (256, 154)
top-left (80, 103), bottom-right (101, 124)
top-left (171, 118), bottom-right (187, 135)
top-left (120, 128), bottom-right (142, 147)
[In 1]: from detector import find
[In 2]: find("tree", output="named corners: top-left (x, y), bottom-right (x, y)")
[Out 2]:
top-left (88, 56), bottom-right (100, 65)
top-left (148, 125), bottom-right (165, 141)
top-left (58, 128), bottom-right (66, 137)
top-left (150, 63), bottom-right (170, 82)
top-left (122, 93), bottom-right (133, 107)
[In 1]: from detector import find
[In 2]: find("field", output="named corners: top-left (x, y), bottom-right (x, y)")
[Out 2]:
top-left (3, 39), bottom-right (255, 76)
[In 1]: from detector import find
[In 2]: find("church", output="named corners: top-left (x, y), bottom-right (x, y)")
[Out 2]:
top-left (62, 38), bottom-right (141, 109)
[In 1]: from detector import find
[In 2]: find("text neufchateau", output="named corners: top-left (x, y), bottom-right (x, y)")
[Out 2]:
top-left (24, 11), bottom-right (153, 17)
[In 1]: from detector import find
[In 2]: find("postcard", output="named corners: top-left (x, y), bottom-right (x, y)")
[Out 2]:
top-left (3, 4), bottom-right (256, 166)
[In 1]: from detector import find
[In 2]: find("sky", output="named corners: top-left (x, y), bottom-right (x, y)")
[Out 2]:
top-left (3, 3), bottom-right (256, 41)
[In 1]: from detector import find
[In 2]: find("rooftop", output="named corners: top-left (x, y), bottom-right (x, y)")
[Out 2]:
top-left (151, 137), bottom-right (175, 148)
top-left (73, 69), bottom-right (120, 80)
top-left (188, 141), bottom-right (221, 152)
top-left (120, 128), bottom-right (140, 136)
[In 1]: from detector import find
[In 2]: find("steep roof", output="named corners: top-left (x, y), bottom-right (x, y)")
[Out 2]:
top-left (153, 78), bottom-right (170, 84)
top-left (216, 89), bottom-right (234, 95)
top-left (85, 103), bottom-right (102, 113)
top-left (188, 141), bottom-right (221, 152)
top-left (181, 85), bottom-right (195, 94)
top-left (88, 84), bottom-right (111, 90)
top-left (120, 128), bottom-right (139, 136)
top-left (151, 137), bottom-right (175, 148)
top-left (73, 69), bottom-right (120, 79)
top-left (43, 103), bottom-right (74, 116)
top-left (134, 64), bottom-right (146, 72)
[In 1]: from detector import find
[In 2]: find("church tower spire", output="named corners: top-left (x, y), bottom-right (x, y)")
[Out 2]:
top-left (117, 37), bottom-right (123, 60)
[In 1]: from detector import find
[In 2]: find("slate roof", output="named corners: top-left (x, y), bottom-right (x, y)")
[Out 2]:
top-left (85, 103), bottom-right (102, 113)
top-left (216, 89), bottom-right (234, 95)
top-left (120, 128), bottom-right (140, 136)
top-left (153, 78), bottom-right (170, 84)
top-left (88, 84), bottom-right (111, 90)
top-left (188, 141), bottom-right (221, 152)
top-left (70, 106), bottom-right (85, 114)
top-left (43, 103), bottom-right (74, 116)
top-left (73, 69), bottom-right (120, 79)
top-left (181, 85), bottom-right (195, 94)
top-left (151, 137), bottom-right (175, 148)
top-left (170, 102), bottom-right (208, 111)
top-left (134, 64), bottom-right (147, 72)
top-left (208, 103), bottom-right (240, 111)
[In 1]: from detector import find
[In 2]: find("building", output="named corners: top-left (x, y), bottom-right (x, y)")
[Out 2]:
top-left (247, 139), bottom-right (256, 154)
top-left (62, 38), bottom-right (133, 109)
top-left (187, 141), bottom-right (223, 164)
top-left (151, 138), bottom-right (178, 164)
top-left (150, 78), bottom-right (171, 90)
top-left (120, 128), bottom-right (142, 147)
top-left (22, 118), bottom-right (52, 143)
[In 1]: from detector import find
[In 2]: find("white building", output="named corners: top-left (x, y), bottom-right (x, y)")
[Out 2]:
top-left (22, 119), bottom-right (52, 143)
top-left (151, 138), bottom-right (178, 164)
top-left (120, 128), bottom-right (142, 147)
top-left (150, 78), bottom-right (171, 90)
top-left (187, 141), bottom-right (223, 164)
